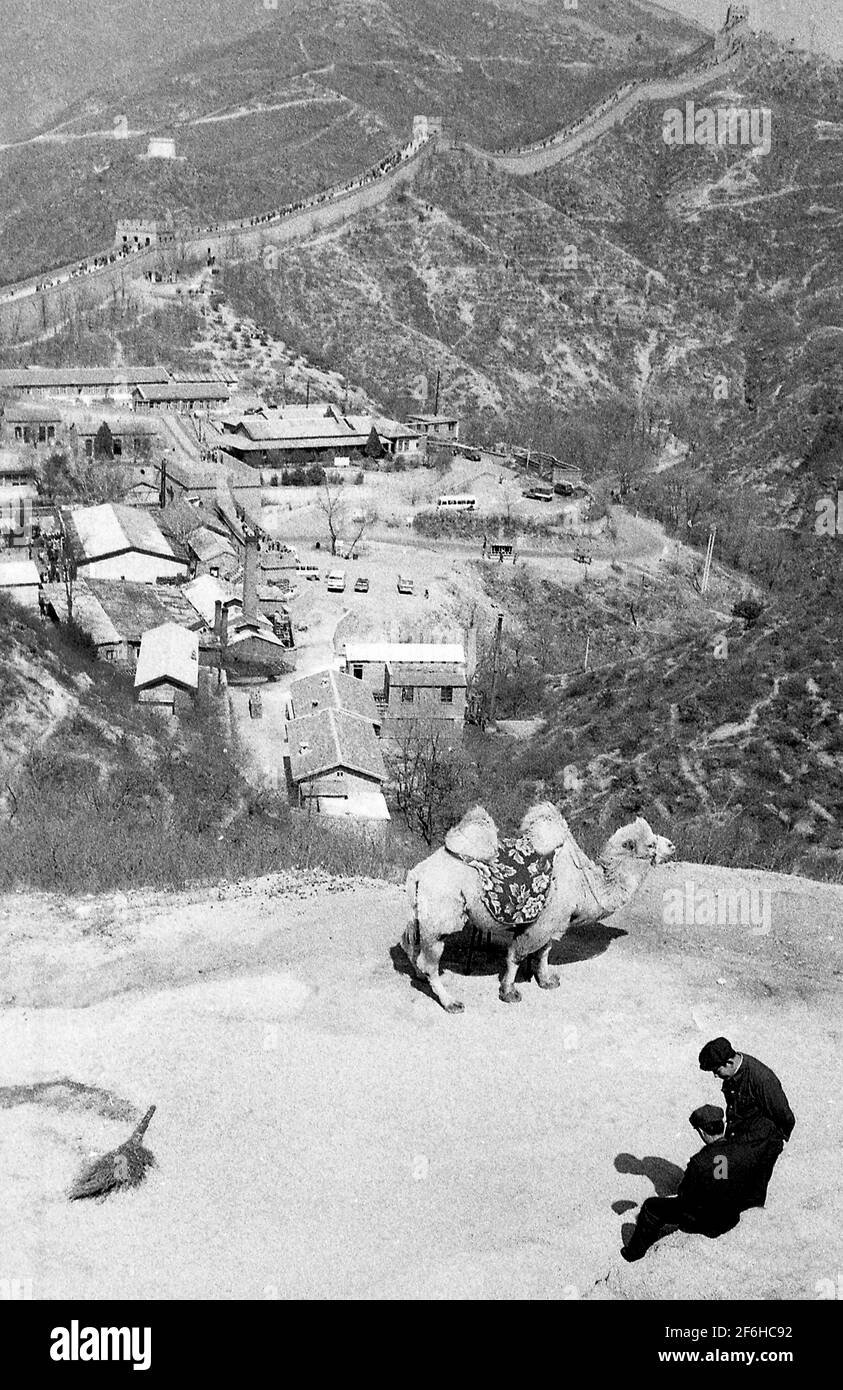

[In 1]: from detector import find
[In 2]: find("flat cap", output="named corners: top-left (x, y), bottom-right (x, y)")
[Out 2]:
top-left (698, 1037), bottom-right (735, 1071)
top-left (690, 1104), bottom-right (725, 1134)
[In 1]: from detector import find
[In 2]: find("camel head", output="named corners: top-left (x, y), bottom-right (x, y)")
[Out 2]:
top-left (602, 816), bottom-right (675, 868)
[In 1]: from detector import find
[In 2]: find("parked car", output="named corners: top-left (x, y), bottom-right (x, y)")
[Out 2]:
top-left (461, 447), bottom-right (481, 462)
top-left (354, 576), bottom-right (369, 594)
top-left (522, 486), bottom-right (554, 502)
top-left (397, 576), bottom-right (414, 594)
top-left (326, 569), bottom-right (346, 592)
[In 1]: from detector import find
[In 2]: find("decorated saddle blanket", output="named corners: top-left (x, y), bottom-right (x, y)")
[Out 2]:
top-left (471, 835), bottom-right (554, 927)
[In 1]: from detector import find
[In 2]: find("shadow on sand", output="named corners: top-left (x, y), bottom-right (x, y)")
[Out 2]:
top-left (614, 1152), bottom-right (684, 1197)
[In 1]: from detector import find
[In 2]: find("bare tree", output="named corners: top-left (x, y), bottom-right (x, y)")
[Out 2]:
top-left (385, 718), bottom-right (473, 846)
top-left (316, 476), bottom-right (347, 556)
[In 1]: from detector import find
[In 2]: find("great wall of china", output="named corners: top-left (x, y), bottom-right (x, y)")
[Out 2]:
top-left (0, 44), bottom-right (743, 347)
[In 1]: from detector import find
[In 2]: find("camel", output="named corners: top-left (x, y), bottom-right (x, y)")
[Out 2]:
top-left (402, 803), bottom-right (675, 1012)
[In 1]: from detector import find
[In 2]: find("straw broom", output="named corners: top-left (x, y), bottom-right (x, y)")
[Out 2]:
top-left (68, 1105), bottom-right (156, 1201)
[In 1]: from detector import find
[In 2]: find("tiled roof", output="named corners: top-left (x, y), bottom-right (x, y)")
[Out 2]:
top-left (41, 580), bottom-right (122, 645)
top-left (0, 367), bottom-right (169, 388)
top-left (1, 401), bottom-right (63, 421)
top-left (187, 526), bottom-right (236, 564)
top-left (87, 579), bottom-right (204, 636)
top-left (343, 642), bottom-right (465, 665)
top-left (62, 503), bottom-right (182, 564)
top-left (287, 708), bottom-right (386, 784)
top-left (289, 668), bottom-right (379, 723)
top-left (134, 382), bottom-right (231, 402)
top-left (135, 623), bottom-right (199, 691)
top-left (387, 661), bottom-right (466, 686)
top-left (181, 574), bottom-right (241, 625)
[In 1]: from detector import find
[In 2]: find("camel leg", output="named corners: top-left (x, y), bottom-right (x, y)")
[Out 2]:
top-left (533, 940), bottom-right (560, 990)
top-left (417, 935), bottom-right (464, 1014)
top-left (499, 939), bottom-right (522, 1004)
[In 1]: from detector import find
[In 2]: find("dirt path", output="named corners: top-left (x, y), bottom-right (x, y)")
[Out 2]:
top-left (1, 859), bottom-right (839, 1300)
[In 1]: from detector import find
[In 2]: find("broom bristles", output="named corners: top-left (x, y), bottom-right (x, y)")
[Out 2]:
top-left (68, 1105), bottom-right (157, 1201)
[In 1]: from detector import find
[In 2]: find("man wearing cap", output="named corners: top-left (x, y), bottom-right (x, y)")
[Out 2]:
top-left (698, 1037), bottom-right (795, 1207)
top-left (621, 1106), bottom-right (766, 1262)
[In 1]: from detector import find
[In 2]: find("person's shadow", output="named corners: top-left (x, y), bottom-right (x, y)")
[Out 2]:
top-left (613, 1152), bottom-right (685, 1245)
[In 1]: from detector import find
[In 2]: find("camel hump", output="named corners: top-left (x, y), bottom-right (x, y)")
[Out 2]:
top-left (519, 801), bottom-right (569, 855)
top-left (444, 805), bottom-right (499, 863)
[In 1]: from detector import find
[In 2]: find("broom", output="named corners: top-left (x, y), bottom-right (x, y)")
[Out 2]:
top-left (68, 1105), bottom-right (156, 1201)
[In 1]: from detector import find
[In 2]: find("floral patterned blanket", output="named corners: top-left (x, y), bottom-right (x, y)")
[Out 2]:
top-left (471, 835), bottom-right (555, 927)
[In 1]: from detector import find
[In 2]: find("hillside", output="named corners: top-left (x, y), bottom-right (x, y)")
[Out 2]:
top-left (0, 0), bottom-right (704, 282)
top-left (2, 858), bottom-right (840, 1298)
top-left (0, 0), bottom-right (282, 144)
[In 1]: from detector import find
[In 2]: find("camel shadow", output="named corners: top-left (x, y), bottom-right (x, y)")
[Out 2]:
top-left (439, 920), bottom-right (628, 978)
top-left (388, 942), bottom-right (445, 1004)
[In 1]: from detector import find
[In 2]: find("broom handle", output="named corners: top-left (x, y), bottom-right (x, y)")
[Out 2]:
top-left (131, 1106), bottom-right (156, 1142)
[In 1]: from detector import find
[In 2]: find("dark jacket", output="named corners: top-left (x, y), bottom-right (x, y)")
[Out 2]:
top-left (677, 1135), bottom-right (777, 1234)
top-left (721, 1053), bottom-right (795, 1144)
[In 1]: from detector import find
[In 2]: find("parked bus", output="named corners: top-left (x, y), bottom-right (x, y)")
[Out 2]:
top-left (437, 495), bottom-right (477, 511)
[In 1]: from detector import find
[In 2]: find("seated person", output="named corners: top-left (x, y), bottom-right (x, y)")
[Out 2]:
top-left (621, 1104), bottom-right (781, 1262)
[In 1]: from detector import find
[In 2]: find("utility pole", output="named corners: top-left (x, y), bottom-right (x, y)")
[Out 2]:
top-left (488, 610), bottom-right (503, 726)
top-left (583, 632), bottom-right (590, 671)
top-left (701, 525), bottom-right (716, 594)
top-left (305, 380), bottom-right (310, 408)
top-left (433, 369), bottom-right (441, 415)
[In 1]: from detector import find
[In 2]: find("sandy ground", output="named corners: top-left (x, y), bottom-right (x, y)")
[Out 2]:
top-left (1, 859), bottom-right (840, 1301)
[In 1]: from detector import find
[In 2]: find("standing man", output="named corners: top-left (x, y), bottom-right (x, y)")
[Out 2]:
top-left (621, 1106), bottom-right (761, 1262)
top-left (698, 1037), bottom-right (795, 1207)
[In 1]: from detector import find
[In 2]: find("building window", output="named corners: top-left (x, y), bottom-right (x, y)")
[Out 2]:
top-left (352, 664), bottom-right (363, 680)
top-left (401, 686), bottom-right (414, 703)
top-left (440, 686), bottom-right (453, 704)
top-left (210, 566), bottom-right (219, 578)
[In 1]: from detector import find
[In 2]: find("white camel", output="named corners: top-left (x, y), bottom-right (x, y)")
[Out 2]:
top-left (402, 802), bottom-right (675, 1012)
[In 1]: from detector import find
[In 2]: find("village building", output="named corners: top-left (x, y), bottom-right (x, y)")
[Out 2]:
top-left (213, 601), bottom-right (295, 678)
top-left (217, 404), bottom-right (370, 473)
top-left (134, 623), bottom-right (199, 713)
top-left (132, 381), bottom-right (232, 413)
top-left (0, 449), bottom-right (38, 498)
top-left (41, 577), bottom-right (215, 665)
top-left (286, 707), bottom-right (389, 820)
top-left (181, 573), bottom-right (242, 628)
top-left (69, 415), bottom-right (158, 462)
top-left (0, 558), bottom-right (41, 609)
top-left (0, 366), bottom-right (169, 402)
top-left (344, 415), bottom-right (423, 458)
top-left (60, 502), bottom-right (190, 581)
top-left (158, 457), bottom-right (262, 511)
top-left (190, 531), bottom-right (296, 677)
top-left (341, 642), bottom-right (466, 718)
top-left (288, 667), bottom-right (382, 734)
top-left (406, 413), bottom-right (460, 443)
top-left (1, 401), bottom-right (62, 447)
top-left (186, 525), bottom-right (239, 581)
top-left (383, 659), bottom-right (467, 727)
